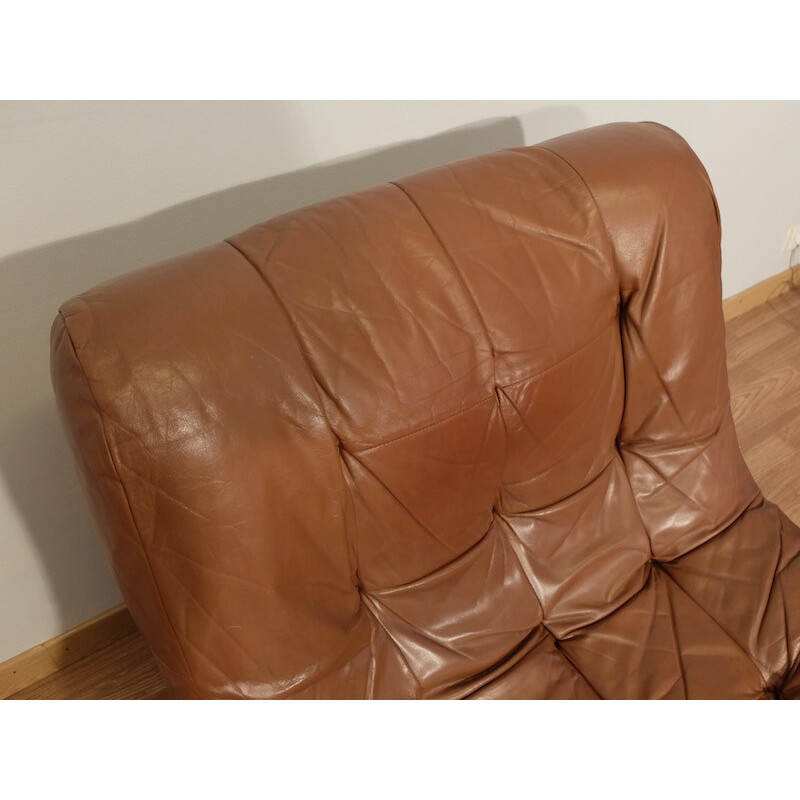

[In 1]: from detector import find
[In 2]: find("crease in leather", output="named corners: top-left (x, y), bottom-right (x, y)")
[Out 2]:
top-left (221, 612), bottom-right (374, 699)
top-left (659, 567), bottom-right (690, 699)
top-left (56, 311), bottom-right (196, 684)
top-left (626, 446), bottom-right (763, 560)
top-left (363, 609), bottom-right (424, 700)
top-left (537, 628), bottom-right (606, 700)
top-left (455, 627), bottom-right (602, 700)
top-left (661, 501), bottom-right (800, 687)
top-left (654, 561), bottom-right (771, 689)
top-left (359, 594), bottom-right (429, 693)
top-left (343, 448), bottom-right (474, 559)
top-left (619, 310), bottom-right (695, 442)
top-left (778, 575), bottom-right (800, 694)
top-left (498, 456), bottom-right (652, 639)
top-left (452, 627), bottom-right (552, 699)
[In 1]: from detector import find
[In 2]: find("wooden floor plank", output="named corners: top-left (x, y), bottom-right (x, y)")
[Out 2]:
top-left (728, 288), bottom-right (800, 525)
top-left (7, 287), bottom-right (800, 700)
top-left (8, 633), bottom-right (169, 700)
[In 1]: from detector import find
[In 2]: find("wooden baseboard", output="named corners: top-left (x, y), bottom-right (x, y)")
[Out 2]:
top-left (0, 605), bottom-right (136, 699)
top-left (722, 266), bottom-right (800, 322)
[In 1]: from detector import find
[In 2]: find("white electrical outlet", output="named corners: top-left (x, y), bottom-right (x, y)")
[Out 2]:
top-left (784, 223), bottom-right (800, 268)
top-left (784, 222), bottom-right (800, 253)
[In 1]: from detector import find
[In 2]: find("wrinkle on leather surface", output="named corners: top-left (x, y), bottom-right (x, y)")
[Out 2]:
top-left (51, 122), bottom-right (800, 698)
top-left (559, 566), bottom-right (766, 699)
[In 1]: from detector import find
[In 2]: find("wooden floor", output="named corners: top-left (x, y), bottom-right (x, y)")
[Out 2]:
top-left (9, 630), bottom-right (169, 700)
top-left (726, 288), bottom-right (800, 525)
top-left (8, 288), bottom-right (800, 700)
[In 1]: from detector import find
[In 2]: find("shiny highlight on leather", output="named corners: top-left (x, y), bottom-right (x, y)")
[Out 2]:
top-left (50, 122), bottom-right (800, 699)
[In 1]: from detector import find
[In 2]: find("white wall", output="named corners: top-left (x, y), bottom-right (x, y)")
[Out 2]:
top-left (2, 101), bottom-right (799, 662)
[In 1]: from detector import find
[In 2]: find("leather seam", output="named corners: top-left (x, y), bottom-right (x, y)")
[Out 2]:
top-left (350, 394), bottom-right (494, 456)
top-left (349, 321), bottom-right (616, 456)
top-left (223, 239), bottom-right (362, 588)
top-left (390, 180), bottom-right (497, 375)
top-left (500, 449), bottom-right (616, 507)
top-left (533, 144), bottom-right (620, 288)
top-left (223, 239), bottom-right (340, 440)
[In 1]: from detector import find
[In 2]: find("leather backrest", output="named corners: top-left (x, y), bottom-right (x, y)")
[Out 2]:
top-left (51, 122), bottom-right (762, 698)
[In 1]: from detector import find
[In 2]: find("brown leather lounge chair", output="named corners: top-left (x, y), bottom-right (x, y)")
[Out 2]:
top-left (51, 122), bottom-right (800, 699)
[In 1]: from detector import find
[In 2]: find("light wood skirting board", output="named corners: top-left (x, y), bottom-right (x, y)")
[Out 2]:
top-left (722, 266), bottom-right (800, 321)
top-left (0, 605), bottom-right (135, 699)
top-left (1, 266), bottom-right (798, 699)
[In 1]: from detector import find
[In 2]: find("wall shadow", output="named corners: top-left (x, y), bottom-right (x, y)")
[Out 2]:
top-left (0, 106), bottom-right (588, 643)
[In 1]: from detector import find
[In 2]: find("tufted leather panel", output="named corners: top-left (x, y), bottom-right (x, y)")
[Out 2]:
top-left (50, 122), bottom-right (800, 698)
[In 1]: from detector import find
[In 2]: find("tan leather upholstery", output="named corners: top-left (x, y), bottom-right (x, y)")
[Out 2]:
top-left (50, 122), bottom-right (800, 699)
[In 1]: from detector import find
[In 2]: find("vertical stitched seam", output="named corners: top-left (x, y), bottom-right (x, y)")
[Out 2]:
top-left (224, 239), bottom-right (339, 437)
top-left (223, 239), bottom-right (361, 589)
top-left (531, 146), bottom-right (655, 563)
top-left (533, 146), bottom-right (618, 277)
top-left (390, 181), bottom-right (496, 376)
